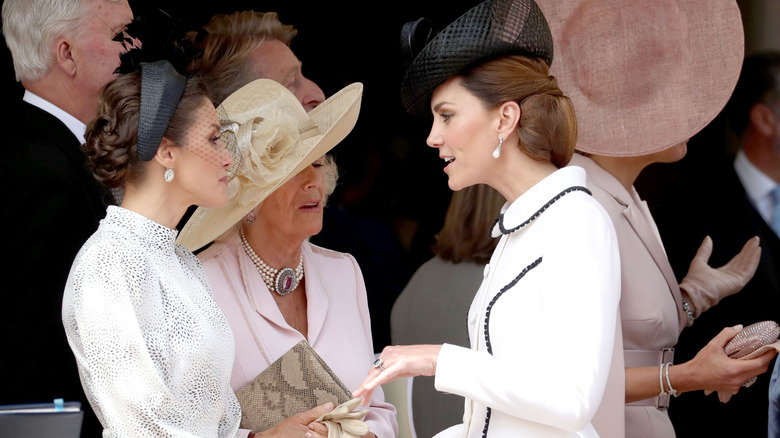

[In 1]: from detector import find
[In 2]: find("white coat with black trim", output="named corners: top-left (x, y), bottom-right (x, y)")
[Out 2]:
top-left (433, 166), bottom-right (622, 438)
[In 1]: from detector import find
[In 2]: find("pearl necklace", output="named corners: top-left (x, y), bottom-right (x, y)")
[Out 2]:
top-left (239, 229), bottom-right (304, 296)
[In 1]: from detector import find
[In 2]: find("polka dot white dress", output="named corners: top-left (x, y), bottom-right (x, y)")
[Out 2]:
top-left (62, 206), bottom-right (242, 437)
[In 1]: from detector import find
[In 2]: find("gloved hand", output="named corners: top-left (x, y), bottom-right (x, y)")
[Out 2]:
top-left (315, 398), bottom-right (370, 438)
top-left (679, 236), bottom-right (761, 318)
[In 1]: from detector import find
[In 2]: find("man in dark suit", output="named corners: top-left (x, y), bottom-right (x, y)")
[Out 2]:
top-left (649, 51), bottom-right (780, 438)
top-left (0, 1), bottom-right (133, 436)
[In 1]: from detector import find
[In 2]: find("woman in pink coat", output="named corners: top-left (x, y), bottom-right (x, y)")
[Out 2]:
top-left (535, 1), bottom-right (777, 437)
top-left (177, 79), bottom-right (397, 438)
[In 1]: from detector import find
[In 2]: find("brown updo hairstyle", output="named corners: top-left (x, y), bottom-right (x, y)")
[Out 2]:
top-left (83, 72), bottom-right (211, 189)
top-left (458, 55), bottom-right (577, 168)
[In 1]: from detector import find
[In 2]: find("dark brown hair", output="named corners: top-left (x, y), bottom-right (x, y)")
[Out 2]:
top-left (459, 55), bottom-right (577, 168)
top-left (83, 72), bottom-right (210, 189)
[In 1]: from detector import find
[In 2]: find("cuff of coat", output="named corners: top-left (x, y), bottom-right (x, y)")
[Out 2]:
top-left (434, 343), bottom-right (471, 395)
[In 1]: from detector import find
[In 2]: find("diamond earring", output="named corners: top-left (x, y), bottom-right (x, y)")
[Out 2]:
top-left (164, 167), bottom-right (175, 183)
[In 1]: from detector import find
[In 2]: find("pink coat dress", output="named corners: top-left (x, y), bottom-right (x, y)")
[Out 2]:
top-left (198, 232), bottom-right (398, 438)
top-left (573, 154), bottom-right (688, 438)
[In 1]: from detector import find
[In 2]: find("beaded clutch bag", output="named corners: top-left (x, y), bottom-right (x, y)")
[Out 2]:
top-left (724, 320), bottom-right (780, 359)
top-left (235, 340), bottom-right (353, 433)
top-left (707, 320), bottom-right (780, 402)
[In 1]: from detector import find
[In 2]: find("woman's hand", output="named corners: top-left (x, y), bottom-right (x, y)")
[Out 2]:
top-left (676, 325), bottom-right (776, 396)
top-left (255, 402), bottom-right (334, 438)
top-left (353, 344), bottom-right (442, 405)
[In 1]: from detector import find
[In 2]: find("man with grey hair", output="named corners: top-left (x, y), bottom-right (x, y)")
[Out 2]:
top-left (0, 0), bottom-right (133, 435)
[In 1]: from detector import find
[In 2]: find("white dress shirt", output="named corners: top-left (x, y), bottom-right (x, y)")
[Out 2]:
top-left (23, 90), bottom-right (86, 144)
top-left (734, 148), bottom-right (778, 230)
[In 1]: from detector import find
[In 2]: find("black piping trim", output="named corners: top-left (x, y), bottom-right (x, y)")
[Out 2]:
top-left (482, 407), bottom-right (492, 438)
top-left (480, 256), bottom-right (543, 437)
top-left (493, 186), bottom-right (591, 235)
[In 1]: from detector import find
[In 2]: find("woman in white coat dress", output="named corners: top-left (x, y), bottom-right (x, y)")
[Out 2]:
top-left (354, 1), bottom-right (622, 437)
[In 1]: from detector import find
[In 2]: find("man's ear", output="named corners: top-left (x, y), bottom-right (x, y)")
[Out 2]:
top-left (750, 103), bottom-right (778, 138)
top-left (497, 100), bottom-right (521, 137)
top-left (54, 38), bottom-right (77, 77)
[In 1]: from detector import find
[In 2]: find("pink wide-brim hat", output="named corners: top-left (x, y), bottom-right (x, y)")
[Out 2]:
top-left (537, 0), bottom-right (744, 157)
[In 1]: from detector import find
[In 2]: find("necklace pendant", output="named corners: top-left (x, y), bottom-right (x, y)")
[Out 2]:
top-left (275, 267), bottom-right (298, 296)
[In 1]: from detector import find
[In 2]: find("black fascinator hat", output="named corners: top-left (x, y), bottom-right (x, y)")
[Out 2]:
top-left (400, 0), bottom-right (554, 117)
top-left (114, 8), bottom-right (201, 161)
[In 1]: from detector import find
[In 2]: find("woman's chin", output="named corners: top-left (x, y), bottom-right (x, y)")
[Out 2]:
top-left (446, 176), bottom-right (473, 192)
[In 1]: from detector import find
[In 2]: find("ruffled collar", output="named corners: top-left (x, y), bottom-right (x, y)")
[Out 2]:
top-left (103, 205), bottom-right (179, 252)
top-left (491, 166), bottom-right (590, 237)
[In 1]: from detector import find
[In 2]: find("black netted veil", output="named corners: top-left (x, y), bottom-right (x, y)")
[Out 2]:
top-left (400, 0), bottom-right (554, 117)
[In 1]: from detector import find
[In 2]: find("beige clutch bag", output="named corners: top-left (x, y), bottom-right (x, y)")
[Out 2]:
top-left (235, 340), bottom-right (355, 433)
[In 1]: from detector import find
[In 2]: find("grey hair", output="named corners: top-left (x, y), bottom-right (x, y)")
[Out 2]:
top-left (322, 154), bottom-right (338, 204)
top-left (2, 0), bottom-right (104, 82)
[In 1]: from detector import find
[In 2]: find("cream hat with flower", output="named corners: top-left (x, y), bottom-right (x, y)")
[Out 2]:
top-left (177, 79), bottom-right (363, 251)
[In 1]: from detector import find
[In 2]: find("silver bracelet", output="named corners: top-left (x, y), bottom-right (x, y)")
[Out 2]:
top-left (664, 362), bottom-right (678, 397)
top-left (681, 295), bottom-right (695, 327)
top-left (659, 363), bottom-right (669, 397)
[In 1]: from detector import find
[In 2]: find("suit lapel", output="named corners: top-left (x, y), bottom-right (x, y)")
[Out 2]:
top-left (238, 251), bottom-right (296, 333)
top-left (736, 182), bottom-right (780, 293)
top-left (622, 197), bottom-right (688, 330)
top-left (575, 155), bottom-right (689, 330)
top-left (300, 244), bottom-right (329, 345)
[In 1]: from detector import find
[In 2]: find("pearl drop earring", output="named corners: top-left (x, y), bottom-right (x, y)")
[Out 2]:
top-left (492, 135), bottom-right (503, 159)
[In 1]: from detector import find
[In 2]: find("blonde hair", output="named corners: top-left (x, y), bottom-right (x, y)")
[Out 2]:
top-left (432, 184), bottom-right (505, 264)
top-left (459, 56), bottom-right (578, 168)
top-left (188, 11), bottom-right (297, 106)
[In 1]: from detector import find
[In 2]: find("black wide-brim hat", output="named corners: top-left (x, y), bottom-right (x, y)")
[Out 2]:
top-left (400, 0), bottom-right (554, 117)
